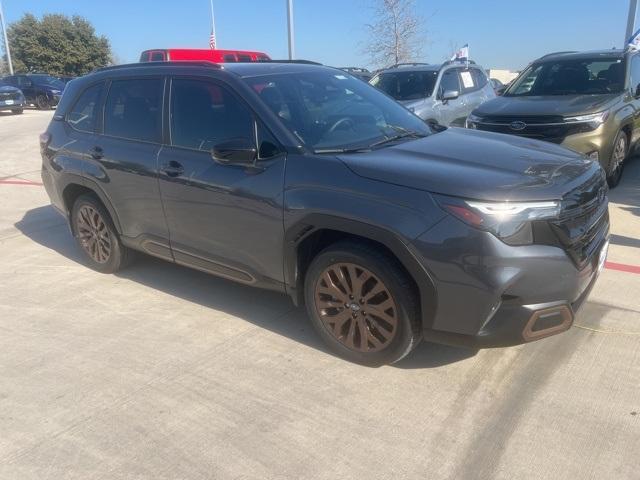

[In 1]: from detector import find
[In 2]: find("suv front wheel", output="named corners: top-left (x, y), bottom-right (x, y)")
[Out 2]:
top-left (71, 194), bottom-right (133, 273)
top-left (607, 130), bottom-right (627, 188)
top-left (304, 242), bottom-right (421, 366)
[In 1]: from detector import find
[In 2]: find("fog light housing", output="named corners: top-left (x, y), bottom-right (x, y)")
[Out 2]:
top-left (586, 151), bottom-right (599, 161)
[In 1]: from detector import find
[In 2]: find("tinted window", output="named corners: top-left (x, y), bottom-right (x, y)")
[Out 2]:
top-left (170, 79), bottom-right (254, 151)
top-left (66, 83), bottom-right (103, 132)
top-left (472, 69), bottom-right (488, 88)
top-left (506, 57), bottom-right (625, 96)
top-left (29, 74), bottom-right (65, 89)
top-left (104, 79), bottom-right (163, 142)
top-left (150, 51), bottom-right (165, 61)
top-left (223, 54), bottom-right (237, 62)
top-left (439, 69), bottom-right (460, 96)
top-left (237, 54), bottom-right (252, 62)
top-left (370, 71), bottom-right (438, 100)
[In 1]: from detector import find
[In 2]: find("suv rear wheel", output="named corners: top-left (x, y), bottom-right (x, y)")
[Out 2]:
top-left (607, 130), bottom-right (627, 188)
top-left (304, 242), bottom-right (421, 366)
top-left (71, 194), bottom-right (133, 273)
top-left (35, 94), bottom-right (50, 110)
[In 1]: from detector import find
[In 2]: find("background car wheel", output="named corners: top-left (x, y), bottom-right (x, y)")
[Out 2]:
top-left (607, 131), bottom-right (627, 188)
top-left (35, 95), bottom-right (50, 110)
top-left (71, 194), bottom-right (133, 274)
top-left (11, 108), bottom-right (23, 115)
top-left (304, 241), bottom-right (421, 366)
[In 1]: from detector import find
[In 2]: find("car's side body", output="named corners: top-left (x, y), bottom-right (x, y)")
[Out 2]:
top-left (41, 62), bottom-right (609, 362)
top-left (369, 62), bottom-right (496, 126)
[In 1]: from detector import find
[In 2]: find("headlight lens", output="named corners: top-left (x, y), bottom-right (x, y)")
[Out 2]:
top-left (435, 194), bottom-right (561, 245)
top-left (564, 111), bottom-right (609, 128)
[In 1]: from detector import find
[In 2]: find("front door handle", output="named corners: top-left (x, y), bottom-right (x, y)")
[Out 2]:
top-left (161, 160), bottom-right (184, 177)
top-left (89, 146), bottom-right (103, 160)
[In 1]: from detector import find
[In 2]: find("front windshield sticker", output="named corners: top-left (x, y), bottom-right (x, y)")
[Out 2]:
top-left (460, 71), bottom-right (474, 88)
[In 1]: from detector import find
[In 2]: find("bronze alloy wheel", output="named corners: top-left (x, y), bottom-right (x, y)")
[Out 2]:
top-left (314, 262), bottom-right (398, 353)
top-left (76, 205), bottom-right (112, 264)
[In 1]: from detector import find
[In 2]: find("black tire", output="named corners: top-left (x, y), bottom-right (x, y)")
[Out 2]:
top-left (11, 108), bottom-right (23, 115)
top-left (35, 94), bottom-right (50, 110)
top-left (71, 194), bottom-right (133, 274)
top-left (606, 130), bottom-right (627, 188)
top-left (304, 241), bottom-right (421, 366)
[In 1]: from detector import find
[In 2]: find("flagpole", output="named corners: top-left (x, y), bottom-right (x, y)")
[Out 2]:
top-left (0, 0), bottom-right (13, 75)
top-left (626, 0), bottom-right (638, 47)
top-left (286, 0), bottom-right (295, 59)
top-left (209, 0), bottom-right (216, 48)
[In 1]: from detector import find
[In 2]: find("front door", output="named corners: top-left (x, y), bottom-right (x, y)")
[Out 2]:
top-left (157, 77), bottom-right (286, 287)
top-left (434, 69), bottom-right (466, 126)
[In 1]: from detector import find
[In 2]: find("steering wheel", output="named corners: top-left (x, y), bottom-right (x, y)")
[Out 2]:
top-left (328, 117), bottom-right (356, 133)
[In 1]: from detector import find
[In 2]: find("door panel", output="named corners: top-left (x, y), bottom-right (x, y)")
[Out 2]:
top-left (157, 77), bottom-right (286, 287)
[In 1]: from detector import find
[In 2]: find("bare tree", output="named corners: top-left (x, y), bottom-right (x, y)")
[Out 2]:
top-left (362, 0), bottom-right (425, 68)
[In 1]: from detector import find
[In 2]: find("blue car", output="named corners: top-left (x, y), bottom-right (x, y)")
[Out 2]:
top-left (1, 74), bottom-right (65, 109)
top-left (0, 80), bottom-right (25, 114)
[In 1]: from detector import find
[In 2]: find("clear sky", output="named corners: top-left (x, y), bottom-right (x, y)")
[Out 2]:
top-left (1, 0), bottom-right (637, 70)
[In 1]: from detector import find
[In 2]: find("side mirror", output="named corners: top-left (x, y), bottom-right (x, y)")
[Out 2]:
top-left (442, 90), bottom-right (460, 102)
top-left (212, 138), bottom-right (257, 165)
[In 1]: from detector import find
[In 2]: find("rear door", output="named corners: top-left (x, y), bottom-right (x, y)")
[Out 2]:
top-left (88, 77), bottom-right (171, 257)
top-left (17, 75), bottom-right (37, 102)
top-left (156, 76), bottom-right (286, 286)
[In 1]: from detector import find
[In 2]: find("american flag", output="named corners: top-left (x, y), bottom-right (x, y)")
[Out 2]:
top-left (209, 30), bottom-right (216, 50)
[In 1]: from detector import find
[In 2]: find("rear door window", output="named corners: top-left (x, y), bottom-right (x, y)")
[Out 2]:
top-left (150, 51), bottom-right (165, 62)
top-left (103, 78), bottom-right (163, 143)
top-left (223, 54), bottom-right (237, 62)
top-left (66, 82), bottom-right (104, 132)
top-left (170, 78), bottom-right (254, 151)
top-left (459, 70), bottom-right (476, 93)
top-left (237, 54), bottom-right (252, 62)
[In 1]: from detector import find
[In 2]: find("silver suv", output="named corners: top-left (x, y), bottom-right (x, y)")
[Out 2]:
top-left (370, 61), bottom-right (496, 127)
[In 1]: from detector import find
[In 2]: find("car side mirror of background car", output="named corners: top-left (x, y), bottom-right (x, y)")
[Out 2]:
top-left (442, 90), bottom-right (460, 102)
top-left (212, 138), bottom-right (257, 165)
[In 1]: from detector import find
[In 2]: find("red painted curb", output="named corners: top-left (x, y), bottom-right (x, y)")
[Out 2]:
top-left (0, 179), bottom-right (43, 186)
top-left (605, 261), bottom-right (640, 275)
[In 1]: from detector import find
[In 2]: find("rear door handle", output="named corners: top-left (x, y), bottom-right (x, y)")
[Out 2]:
top-left (161, 160), bottom-right (184, 177)
top-left (89, 146), bottom-right (103, 160)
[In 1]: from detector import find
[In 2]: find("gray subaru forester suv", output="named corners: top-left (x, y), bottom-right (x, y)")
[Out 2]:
top-left (41, 61), bottom-right (608, 365)
top-left (369, 61), bottom-right (496, 127)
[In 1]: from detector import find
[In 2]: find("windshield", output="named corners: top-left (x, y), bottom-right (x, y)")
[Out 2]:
top-left (370, 70), bottom-right (438, 101)
top-left (29, 74), bottom-right (65, 89)
top-left (244, 70), bottom-right (431, 152)
top-left (505, 58), bottom-right (625, 96)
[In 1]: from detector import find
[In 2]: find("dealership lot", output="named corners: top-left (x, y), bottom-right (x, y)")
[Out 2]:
top-left (1, 110), bottom-right (639, 479)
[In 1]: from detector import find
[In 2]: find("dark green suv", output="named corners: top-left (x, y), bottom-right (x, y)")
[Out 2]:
top-left (467, 49), bottom-right (639, 187)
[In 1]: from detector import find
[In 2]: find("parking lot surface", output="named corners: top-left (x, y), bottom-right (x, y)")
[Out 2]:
top-left (1, 110), bottom-right (639, 480)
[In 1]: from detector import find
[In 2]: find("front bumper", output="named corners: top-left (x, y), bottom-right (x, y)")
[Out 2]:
top-left (410, 215), bottom-right (608, 348)
top-left (560, 125), bottom-right (615, 167)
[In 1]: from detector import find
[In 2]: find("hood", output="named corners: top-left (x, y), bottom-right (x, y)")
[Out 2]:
top-left (337, 128), bottom-right (600, 202)
top-left (474, 94), bottom-right (618, 118)
top-left (0, 85), bottom-right (21, 94)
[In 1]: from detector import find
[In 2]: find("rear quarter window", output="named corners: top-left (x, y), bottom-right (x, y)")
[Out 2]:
top-left (66, 82), bottom-right (104, 133)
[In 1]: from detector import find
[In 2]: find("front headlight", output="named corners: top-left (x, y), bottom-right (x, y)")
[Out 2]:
top-left (466, 113), bottom-right (482, 129)
top-left (435, 194), bottom-right (561, 245)
top-left (564, 111), bottom-right (609, 128)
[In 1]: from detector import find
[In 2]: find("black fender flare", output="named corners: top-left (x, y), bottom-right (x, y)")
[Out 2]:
top-left (284, 213), bottom-right (437, 328)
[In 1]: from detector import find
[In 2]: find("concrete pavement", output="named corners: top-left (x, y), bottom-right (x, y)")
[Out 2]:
top-left (0, 110), bottom-right (638, 479)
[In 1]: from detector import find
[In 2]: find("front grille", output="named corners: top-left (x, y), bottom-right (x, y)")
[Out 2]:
top-left (547, 171), bottom-right (609, 268)
top-left (0, 92), bottom-right (19, 101)
top-left (476, 116), bottom-right (596, 144)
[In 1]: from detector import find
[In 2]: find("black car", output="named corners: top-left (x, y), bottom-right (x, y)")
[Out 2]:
top-left (0, 80), bottom-right (26, 114)
top-left (40, 61), bottom-right (609, 365)
top-left (2, 73), bottom-right (65, 109)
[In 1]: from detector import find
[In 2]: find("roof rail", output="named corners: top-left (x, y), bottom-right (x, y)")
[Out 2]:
top-left (441, 59), bottom-right (477, 67)
top-left (260, 59), bottom-right (323, 65)
top-left (537, 51), bottom-right (578, 60)
top-left (388, 62), bottom-right (431, 69)
top-left (95, 61), bottom-right (223, 72)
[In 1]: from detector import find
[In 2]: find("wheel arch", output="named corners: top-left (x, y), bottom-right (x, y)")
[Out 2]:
top-left (284, 214), bottom-right (437, 329)
top-left (60, 176), bottom-right (123, 234)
